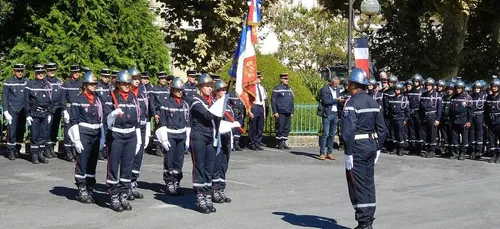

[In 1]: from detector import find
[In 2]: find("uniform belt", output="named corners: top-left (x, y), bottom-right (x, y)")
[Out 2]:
top-left (354, 133), bottom-right (378, 140)
top-left (411, 108), bottom-right (419, 110)
top-left (140, 120), bottom-right (147, 125)
top-left (110, 127), bottom-right (136, 134)
top-left (425, 111), bottom-right (436, 114)
top-left (79, 123), bottom-right (103, 129)
top-left (474, 111), bottom-right (484, 114)
top-left (165, 127), bottom-right (187, 134)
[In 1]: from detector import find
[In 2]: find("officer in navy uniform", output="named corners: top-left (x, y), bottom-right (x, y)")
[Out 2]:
top-left (449, 80), bottom-right (472, 160)
top-left (104, 70), bottom-right (141, 212)
top-left (151, 71), bottom-right (171, 157)
top-left (141, 71), bottom-right (154, 92)
top-left (419, 78), bottom-right (442, 158)
top-left (3, 64), bottom-right (29, 160)
top-left (440, 82), bottom-right (454, 157)
top-left (110, 70), bottom-right (119, 86)
top-left (156, 77), bottom-right (190, 196)
top-left (407, 74), bottom-right (424, 155)
top-left (61, 64), bottom-right (83, 162)
top-left (127, 67), bottom-right (150, 200)
top-left (382, 75), bottom-right (397, 152)
top-left (184, 70), bottom-right (198, 103)
top-left (342, 68), bottom-right (386, 229)
top-left (337, 80), bottom-right (351, 150)
top-left (228, 87), bottom-right (245, 151)
top-left (25, 64), bottom-right (53, 164)
top-left (96, 69), bottom-right (112, 160)
top-left (189, 73), bottom-right (221, 214)
top-left (44, 63), bottom-right (63, 158)
top-left (272, 73), bottom-right (295, 149)
top-left (212, 80), bottom-right (234, 204)
top-left (469, 81), bottom-right (486, 160)
top-left (367, 78), bottom-right (383, 107)
top-left (486, 79), bottom-right (500, 163)
top-left (67, 71), bottom-right (103, 204)
top-left (249, 72), bottom-right (267, 151)
top-left (388, 83), bottom-right (409, 156)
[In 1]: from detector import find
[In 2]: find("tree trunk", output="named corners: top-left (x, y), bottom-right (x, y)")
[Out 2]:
top-left (440, 6), bottom-right (470, 78)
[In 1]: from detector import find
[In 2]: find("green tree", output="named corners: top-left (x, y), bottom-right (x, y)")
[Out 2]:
top-left (1, 0), bottom-right (170, 78)
top-left (268, 1), bottom-right (348, 71)
top-left (156, 0), bottom-right (278, 71)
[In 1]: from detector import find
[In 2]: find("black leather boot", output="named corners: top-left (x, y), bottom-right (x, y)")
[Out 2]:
top-left (44, 147), bottom-right (52, 158)
top-left (205, 193), bottom-right (216, 213)
top-left (195, 193), bottom-right (210, 214)
top-left (77, 186), bottom-right (93, 204)
top-left (212, 190), bottom-right (224, 203)
top-left (110, 195), bottom-right (124, 212)
top-left (7, 149), bottom-right (16, 161)
top-left (165, 182), bottom-right (177, 196)
top-left (120, 193), bottom-right (132, 211)
top-left (130, 181), bottom-right (144, 199)
top-left (489, 151), bottom-right (497, 163)
top-left (233, 139), bottom-right (242, 151)
top-left (97, 148), bottom-right (105, 160)
top-left (31, 152), bottom-right (39, 164)
top-left (219, 189), bottom-right (231, 203)
top-left (458, 150), bottom-right (466, 160)
top-left (38, 151), bottom-right (48, 164)
top-left (65, 148), bottom-right (74, 162)
top-left (283, 140), bottom-right (291, 150)
top-left (277, 141), bottom-right (284, 150)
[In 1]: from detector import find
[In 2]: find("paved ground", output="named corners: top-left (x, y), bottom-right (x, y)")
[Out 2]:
top-left (0, 146), bottom-right (500, 229)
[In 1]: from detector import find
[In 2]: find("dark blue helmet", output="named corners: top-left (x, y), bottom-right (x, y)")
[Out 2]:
top-left (425, 77), bottom-right (435, 85)
top-left (437, 80), bottom-right (446, 87)
top-left (128, 67), bottom-right (140, 77)
top-left (412, 74), bottom-right (423, 82)
top-left (116, 70), bottom-right (132, 83)
top-left (171, 77), bottom-right (185, 90)
top-left (348, 68), bottom-right (369, 85)
top-left (405, 80), bottom-right (412, 86)
top-left (82, 71), bottom-right (98, 83)
top-left (473, 81), bottom-right (483, 89)
top-left (455, 80), bottom-right (465, 88)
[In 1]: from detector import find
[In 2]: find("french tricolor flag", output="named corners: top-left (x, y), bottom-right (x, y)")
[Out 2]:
top-left (354, 38), bottom-right (371, 79)
top-left (247, 0), bottom-right (262, 44)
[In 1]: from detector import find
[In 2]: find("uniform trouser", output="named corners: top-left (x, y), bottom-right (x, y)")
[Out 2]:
top-left (213, 135), bottom-right (231, 190)
top-left (383, 115), bottom-right (392, 149)
top-left (346, 148), bottom-right (376, 226)
top-left (47, 107), bottom-right (62, 147)
top-left (390, 119), bottom-right (405, 150)
top-left (249, 105), bottom-right (264, 147)
top-left (487, 124), bottom-right (500, 153)
top-left (276, 113), bottom-right (291, 141)
top-left (31, 116), bottom-right (50, 154)
top-left (7, 109), bottom-right (26, 152)
top-left (74, 130), bottom-right (100, 188)
top-left (408, 114), bottom-right (422, 147)
top-left (106, 131), bottom-right (137, 196)
top-left (320, 112), bottom-right (338, 155)
top-left (232, 115), bottom-right (244, 145)
top-left (470, 115), bottom-right (484, 153)
top-left (439, 121), bottom-right (452, 153)
top-left (163, 137), bottom-right (186, 183)
top-left (421, 118), bottom-right (437, 152)
top-left (452, 123), bottom-right (469, 154)
top-left (64, 121), bottom-right (73, 150)
top-left (484, 125), bottom-right (491, 154)
top-left (131, 125), bottom-right (146, 182)
top-left (191, 133), bottom-right (215, 194)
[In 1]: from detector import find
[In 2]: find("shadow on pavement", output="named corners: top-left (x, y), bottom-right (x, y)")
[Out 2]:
top-left (49, 185), bottom-right (110, 209)
top-left (153, 189), bottom-right (196, 212)
top-left (137, 181), bottom-right (164, 194)
top-left (289, 151), bottom-right (320, 160)
top-left (272, 212), bottom-right (350, 229)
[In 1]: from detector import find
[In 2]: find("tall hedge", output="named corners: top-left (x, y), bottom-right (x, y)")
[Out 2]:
top-left (218, 54), bottom-right (316, 103)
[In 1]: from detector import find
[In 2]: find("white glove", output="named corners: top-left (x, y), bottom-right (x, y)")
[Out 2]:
top-left (3, 111), bottom-right (12, 125)
top-left (185, 127), bottom-right (191, 151)
top-left (74, 141), bottom-right (84, 154)
top-left (345, 155), bottom-right (354, 170)
top-left (27, 116), bottom-right (33, 126)
top-left (63, 110), bottom-right (70, 123)
top-left (208, 95), bottom-right (226, 117)
top-left (107, 108), bottom-right (124, 127)
top-left (375, 150), bottom-right (381, 164)
top-left (155, 126), bottom-right (171, 151)
top-left (48, 115), bottom-right (52, 124)
top-left (135, 128), bottom-right (142, 155)
top-left (144, 122), bottom-right (151, 149)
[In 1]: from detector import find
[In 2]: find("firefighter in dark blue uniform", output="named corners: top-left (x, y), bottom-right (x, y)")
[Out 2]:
top-left (449, 80), bottom-right (472, 160)
top-left (486, 79), bottom-right (500, 163)
top-left (249, 72), bottom-right (267, 150)
top-left (156, 77), bottom-right (190, 196)
top-left (96, 68), bottom-right (112, 160)
top-left (407, 74), bottom-right (424, 155)
top-left (2, 64), bottom-right (29, 160)
top-left (228, 88), bottom-right (245, 151)
top-left (388, 83), bottom-right (409, 156)
top-left (67, 71), bottom-right (103, 204)
top-left (367, 78), bottom-right (382, 107)
top-left (212, 80), bottom-right (236, 204)
top-left (419, 78), bottom-right (442, 158)
top-left (342, 68), bottom-right (386, 229)
top-left (469, 81), bottom-right (486, 160)
top-left (440, 82), bottom-right (454, 157)
top-left (25, 64), bottom-right (53, 164)
top-left (104, 70), bottom-right (141, 212)
top-left (127, 67), bottom-right (150, 200)
top-left (381, 75), bottom-right (397, 152)
top-left (111, 70), bottom-right (119, 86)
top-left (61, 64), bottom-right (83, 162)
top-left (184, 70), bottom-right (198, 103)
top-left (151, 71), bottom-right (171, 157)
top-left (44, 63), bottom-right (63, 158)
top-left (189, 74), bottom-right (222, 214)
top-left (141, 71), bottom-right (154, 93)
top-left (272, 73), bottom-right (295, 149)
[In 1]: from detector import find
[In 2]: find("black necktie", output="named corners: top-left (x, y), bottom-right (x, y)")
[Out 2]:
top-left (257, 84), bottom-right (262, 103)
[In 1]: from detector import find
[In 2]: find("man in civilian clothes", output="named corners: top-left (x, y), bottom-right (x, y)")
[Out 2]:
top-left (318, 76), bottom-right (342, 160)
top-left (248, 72), bottom-right (267, 151)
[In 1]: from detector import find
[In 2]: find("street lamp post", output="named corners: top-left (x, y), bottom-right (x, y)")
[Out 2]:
top-left (347, 0), bottom-right (380, 72)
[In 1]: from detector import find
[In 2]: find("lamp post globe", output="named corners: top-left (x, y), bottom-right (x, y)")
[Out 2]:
top-left (360, 0), bottom-right (380, 16)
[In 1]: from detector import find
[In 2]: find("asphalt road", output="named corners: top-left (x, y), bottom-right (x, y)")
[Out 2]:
top-left (0, 146), bottom-right (500, 229)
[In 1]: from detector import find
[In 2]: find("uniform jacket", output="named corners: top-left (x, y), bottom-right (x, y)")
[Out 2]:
top-left (96, 81), bottom-right (111, 104)
top-left (271, 83), bottom-right (294, 114)
top-left (228, 90), bottom-right (245, 121)
top-left (419, 90), bottom-right (442, 122)
top-left (441, 93), bottom-right (453, 122)
top-left (151, 84), bottom-right (170, 116)
top-left (485, 93), bottom-right (500, 125)
top-left (158, 96), bottom-right (190, 140)
top-left (407, 87), bottom-right (422, 116)
top-left (24, 79), bottom-right (53, 118)
top-left (69, 92), bottom-right (103, 135)
top-left (132, 84), bottom-right (150, 125)
top-left (189, 94), bottom-right (217, 138)
top-left (183, 82), bottom-right (197, 103)
top-left (449, 92), bottom-right (472, 125)
top-left (470, 92), bottom-right (486, 115)
top-left (388, 94), bottom-right (409, 121)
top-left (2, 76), bottom-right (29, 113)
top-left (61, 78), bottom-right (82, 111)
top-left (45, 76), bottom-right (64, 109)
top-left (319, 84), bottom-right (342, 117)
top-left (368, 89), bottom-right (383, 107)
top-left (104, 91), bottom-right (140, 129)
top-left (382, 87), bottom-right (395, 117)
